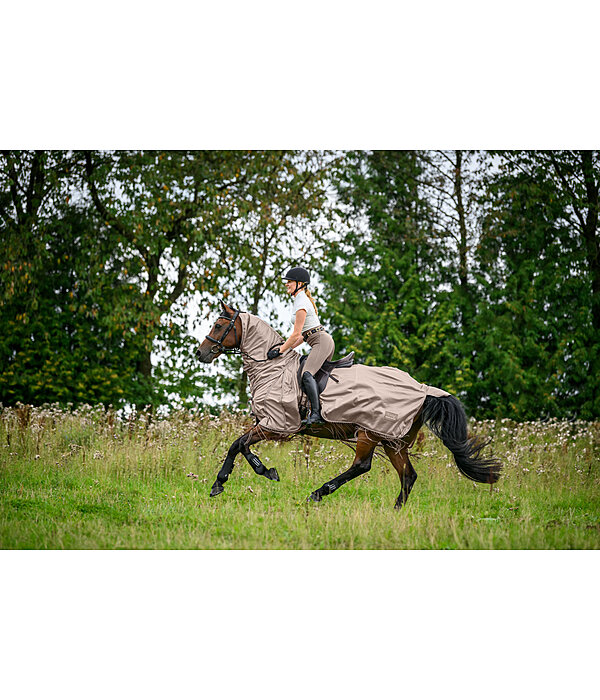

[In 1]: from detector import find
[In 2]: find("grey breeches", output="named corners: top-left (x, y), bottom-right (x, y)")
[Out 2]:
top-left (303, 331), bottom-right (335, 376)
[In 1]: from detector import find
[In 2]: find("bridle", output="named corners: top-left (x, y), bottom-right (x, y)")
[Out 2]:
top-left (204, 309), bottom-right (241, 355)
top-left (203, 308), bottom-right (280, 362)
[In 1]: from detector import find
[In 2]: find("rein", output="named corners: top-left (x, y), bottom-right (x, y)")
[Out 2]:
top-left (204, 309), bottom-right (281, 363)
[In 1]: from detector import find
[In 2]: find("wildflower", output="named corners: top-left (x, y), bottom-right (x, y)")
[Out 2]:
top-left (186, 472), bottom-right (199, 480)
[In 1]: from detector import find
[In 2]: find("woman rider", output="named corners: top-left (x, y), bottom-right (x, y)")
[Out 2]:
top-left (266, 267), bottom-right (335, 427)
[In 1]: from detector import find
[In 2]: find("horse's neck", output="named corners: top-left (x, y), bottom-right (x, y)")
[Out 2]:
top-left (240, 315), bottom-right (282, 353)
top-left (241, 313), bottom-right (300, 387)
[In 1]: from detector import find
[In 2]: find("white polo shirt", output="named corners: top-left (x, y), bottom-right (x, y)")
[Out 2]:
top-left (292, 291), bottom-right (320, 333)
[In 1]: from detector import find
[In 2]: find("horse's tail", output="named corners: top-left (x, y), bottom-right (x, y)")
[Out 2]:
top-left (421, 394), bottom-right (502, 484)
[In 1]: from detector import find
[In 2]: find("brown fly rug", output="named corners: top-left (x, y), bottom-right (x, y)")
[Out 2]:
top-left (239, 312), bottom-right (449, 446)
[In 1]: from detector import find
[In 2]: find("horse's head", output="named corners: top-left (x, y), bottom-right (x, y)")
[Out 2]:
top-left (196, 300), bottom-right (243, 363)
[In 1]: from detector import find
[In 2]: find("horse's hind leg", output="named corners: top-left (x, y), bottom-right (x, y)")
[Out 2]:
top-left (383, 444), bottom-right (418, 510)
top-left (383, 415), bottom-right (423, 510)
top-left (308, 430), bottom-right (379, 502)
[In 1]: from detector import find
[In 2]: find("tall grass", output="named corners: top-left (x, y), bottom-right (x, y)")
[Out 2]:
top-left (1, 404), bottom-right (599, 549)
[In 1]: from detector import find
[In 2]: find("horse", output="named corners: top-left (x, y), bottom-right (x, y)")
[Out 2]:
top-left (195, 301), bottom-right (502, 509)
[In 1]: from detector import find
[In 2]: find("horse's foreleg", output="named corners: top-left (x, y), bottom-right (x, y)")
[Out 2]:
top-left (239, 429), bottom-right (280, 482)
top-left (308, 430), bottom-right (379, 502)
top-left (210, 427), bottom-right (280, 497)
top-left (210, 433), bottom-right (247, 497)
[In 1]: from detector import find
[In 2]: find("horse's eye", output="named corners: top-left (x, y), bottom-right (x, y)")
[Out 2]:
top-left (215, 324), bottom-right (222, 330)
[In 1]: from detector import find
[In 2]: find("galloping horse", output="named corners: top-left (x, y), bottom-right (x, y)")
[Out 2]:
top-left (196, 301), bottom-right (502, 509)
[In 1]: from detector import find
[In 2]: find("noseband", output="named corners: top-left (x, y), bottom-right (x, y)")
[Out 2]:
top-left (205, 309), bottom-right (241, 354)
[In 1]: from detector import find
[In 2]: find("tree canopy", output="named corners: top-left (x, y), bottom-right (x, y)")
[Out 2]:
top-left (1, 150), bottom-right (598, 419)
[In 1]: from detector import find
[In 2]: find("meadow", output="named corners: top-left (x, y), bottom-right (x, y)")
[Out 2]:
top-left (1, 404), bottom-right (599, 549)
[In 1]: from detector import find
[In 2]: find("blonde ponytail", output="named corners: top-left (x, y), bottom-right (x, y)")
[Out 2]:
top-left (305, 287), bottom-right (318, 315)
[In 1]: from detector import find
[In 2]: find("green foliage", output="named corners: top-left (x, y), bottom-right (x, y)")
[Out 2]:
top-left (193, 150), bottom-right (333, 406)
top-left (471, 151), bottom-right (600, 419)
top-left (0, 208), bottom-right (144, 405)
top-left (319, 149), bottom-right (600, 420)
top-left (1, 150), bottom-right (332, 409)
top-left (319, 151), bottom-right (461, 390)
top-left (2, 150), bottom-right (599, 419)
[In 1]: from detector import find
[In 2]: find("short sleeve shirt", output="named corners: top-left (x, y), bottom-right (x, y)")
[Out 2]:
top-left (292, 291), bottom-right (320, 333)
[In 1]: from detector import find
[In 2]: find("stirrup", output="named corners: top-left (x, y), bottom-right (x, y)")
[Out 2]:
top-left (302, 410), bottom-right (325, 427)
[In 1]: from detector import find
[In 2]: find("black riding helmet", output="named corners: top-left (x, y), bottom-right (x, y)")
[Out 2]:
top-left (283, 267), bottom-right (311, 284)
top-left (283, 266), bottom-right (310, 295)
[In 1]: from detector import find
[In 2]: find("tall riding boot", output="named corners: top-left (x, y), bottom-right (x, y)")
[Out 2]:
top-left (301, 371), bottom-right (325, 427)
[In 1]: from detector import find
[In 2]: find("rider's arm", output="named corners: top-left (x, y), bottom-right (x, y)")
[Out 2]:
top-left (279, 309), bottom-right (306, 353)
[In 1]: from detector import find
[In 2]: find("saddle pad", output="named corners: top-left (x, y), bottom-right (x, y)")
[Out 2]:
top-left (320, 364), bottom-right (449, 440)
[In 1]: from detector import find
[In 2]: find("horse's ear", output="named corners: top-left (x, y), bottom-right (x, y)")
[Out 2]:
top-left (220, 299), bottom-right (229, 312)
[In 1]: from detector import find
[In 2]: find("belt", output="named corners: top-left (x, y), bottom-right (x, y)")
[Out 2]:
top-left (302, 325), bottom-right (325, 341)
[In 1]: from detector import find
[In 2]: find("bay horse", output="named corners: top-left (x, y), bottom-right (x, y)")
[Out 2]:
top-left (196, 301), bottom-right (502, 509)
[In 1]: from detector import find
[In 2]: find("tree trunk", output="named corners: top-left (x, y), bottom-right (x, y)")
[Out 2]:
top-left (580, 150), bottom-right (600, 333)
top-left (454, 150), bottom-right (469, 292)
top-left (453, 150), bottom-right (472, 332)
top-left (136, 347), bottom-right (154, 413)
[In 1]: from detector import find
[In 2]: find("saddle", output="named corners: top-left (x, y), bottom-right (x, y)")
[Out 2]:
top-left (297, 352), bottom-right (355, 394)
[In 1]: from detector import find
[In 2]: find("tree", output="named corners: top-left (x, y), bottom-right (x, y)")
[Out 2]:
top-left (198, 150), bottom-right (334, 407)
top-left (82, 150), bottom-right (336, 409)
top-left (0, 151), bottom-right (152, 406)
top-left (474, 150), bottom-right (600, 418)
top-left (318, 151), bottom-right (456, 387)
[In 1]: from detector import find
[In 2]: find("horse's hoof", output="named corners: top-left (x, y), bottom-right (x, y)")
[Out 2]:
top-left (210, 483), bottom-right (225, 497)
top-left (307, 490), bottom-right (322, 502)
top-left (266, 467), bottom-right (280, 482)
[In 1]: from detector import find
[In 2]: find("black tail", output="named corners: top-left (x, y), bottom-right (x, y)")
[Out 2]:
top-left (421, 395), bottom-right (502, 484)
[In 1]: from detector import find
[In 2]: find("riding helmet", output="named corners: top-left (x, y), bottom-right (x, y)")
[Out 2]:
top-left (282, 267), bottom-right (311, 284)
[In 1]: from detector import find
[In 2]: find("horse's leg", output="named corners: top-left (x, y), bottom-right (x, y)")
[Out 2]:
top-left (308, 430), bottom-right (380, 502)
top-left (383, 444), bottom-right (418, 510)
top-left (209, 426), bottom-right (279, 497)
top-left (210, 432), bottom-right (248, 497)
top-left (383, 414), bottom-right (423, 510)
top-left (239, 429), bottom-right (280, 482)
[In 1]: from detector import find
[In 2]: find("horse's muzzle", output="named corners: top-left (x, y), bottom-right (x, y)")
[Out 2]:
top-left (195, 346), bottom-right (214, 363)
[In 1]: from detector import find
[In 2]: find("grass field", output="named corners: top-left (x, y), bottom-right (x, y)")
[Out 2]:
top-left (1, 404), bottom-right (599, 549)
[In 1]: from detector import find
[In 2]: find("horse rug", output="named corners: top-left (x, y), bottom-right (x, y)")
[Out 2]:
top-left (239, 312), bottom-right (449, 441)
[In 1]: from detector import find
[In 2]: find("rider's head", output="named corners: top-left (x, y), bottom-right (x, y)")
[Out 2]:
top-left (283, 266), bottom-right (310, 296)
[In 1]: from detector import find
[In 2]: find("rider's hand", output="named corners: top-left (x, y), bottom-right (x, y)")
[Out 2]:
top-left (267, 346), bottom-right (282, 360)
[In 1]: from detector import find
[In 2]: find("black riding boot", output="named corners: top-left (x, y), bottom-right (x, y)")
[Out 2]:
top-left (301, 371), bottom-right (325, 427)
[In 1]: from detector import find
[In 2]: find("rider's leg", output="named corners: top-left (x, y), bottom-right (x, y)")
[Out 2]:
top-left (302, 371), bottom-right (324, 426)
top-left (302, 331), bottom-right (335, 426)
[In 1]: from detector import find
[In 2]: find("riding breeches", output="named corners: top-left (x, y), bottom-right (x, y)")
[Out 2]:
top-left (303, 330), bottom-right (335, 376)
